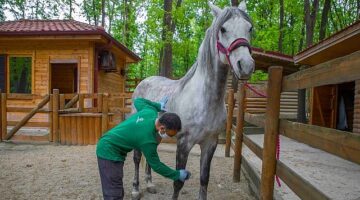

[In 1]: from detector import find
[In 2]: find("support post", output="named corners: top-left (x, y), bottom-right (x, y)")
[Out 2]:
top-left (225, 89), bottom-right (235, 157)
top-left (101, 93), bottom-right (108, 134)
top-left (1, 93), bottom-right (6, 141)
top-left (49, 94), bottom-right (53, 142)
top-left (53, 89), bottom-right (59, 143)
top-left (260, 66), bottom-right (283, 200)
top-left (79, 93), bottom-right (84, 112)
top-left (233, 83), bottom-right (246, 182)
top-left (97, 93), bottom-right (103, 113)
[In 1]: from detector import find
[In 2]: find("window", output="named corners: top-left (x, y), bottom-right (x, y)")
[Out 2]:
top-left (9, 56), bottom-right (32, 93)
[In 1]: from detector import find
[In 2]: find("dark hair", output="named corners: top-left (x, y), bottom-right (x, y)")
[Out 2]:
top-left (158, 112), bottom-right (182, 131)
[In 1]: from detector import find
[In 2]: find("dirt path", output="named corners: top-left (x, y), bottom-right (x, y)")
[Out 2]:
top-left (0, 142), bottom-right (255, 200)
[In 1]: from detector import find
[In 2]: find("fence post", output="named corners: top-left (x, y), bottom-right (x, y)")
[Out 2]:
top-left (101, 93), bottom-right (109, 134)
top-left (1, 92), bottom-right (6, 141)
top-left (49, 94), bottom-right (53, 142)
top-left (0, 89), bottom-right (2, 142)
top-left (97, 93), bottom-right (103, 113)
top-left (225, 89), bottom-right (235, 157)
top-left (233, 83), bottom-right (246, 182)
top-left (260, 66), bottom-right (283, 200)
top-left (53, 89), bottom-right (59, 143)
top-left (79, 93), bottom-right (84, 112)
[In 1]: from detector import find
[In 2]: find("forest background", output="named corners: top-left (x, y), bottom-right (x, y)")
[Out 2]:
top-left (1, 0), bottom-right (359, 82)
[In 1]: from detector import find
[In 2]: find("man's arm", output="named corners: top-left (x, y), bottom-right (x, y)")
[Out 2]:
top-left (140, 143), bottom-right (180, 181)
top-left (133, 98), bottom-right (161, 112)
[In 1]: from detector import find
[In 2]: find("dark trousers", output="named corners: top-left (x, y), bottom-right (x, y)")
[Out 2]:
top-left (97, 157), bottom-right (125, 200)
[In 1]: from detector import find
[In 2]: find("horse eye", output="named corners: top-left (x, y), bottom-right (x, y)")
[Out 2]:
top-left (220, 27), bottom-right (226, 33)
top-left (249, 27), bottom-right (253, 32)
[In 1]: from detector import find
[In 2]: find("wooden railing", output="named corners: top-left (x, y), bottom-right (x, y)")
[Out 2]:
top-left (225, 50), bottom-right (360, 199)
top-left (0, 89), bottom-right (132, 144)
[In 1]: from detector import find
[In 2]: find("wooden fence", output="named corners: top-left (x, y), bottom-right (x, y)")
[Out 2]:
top-left (0, 89), bottom-right (132, 144)
top-left (225, 50), bottom-right (360, 199)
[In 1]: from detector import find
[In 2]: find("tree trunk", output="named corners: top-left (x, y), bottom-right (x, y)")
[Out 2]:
top-left (304, 0), bottom-right (319, 47)
top-left (159, 0), bottom-right (173, 77)
top-left (69, 0), bottom-right (73, 19)
top-left (107, 0), bottom-right (116, 33)
top-left (319, 0), bottom-right (331, 40)
top-left (278, 0), bottom-right (284, 52)
top-left (101, 0), bottom-right (105, 27)
top-left (231, 0), bottom-right (239, 6)
top-left (92, 0), bottom-right (98, 26)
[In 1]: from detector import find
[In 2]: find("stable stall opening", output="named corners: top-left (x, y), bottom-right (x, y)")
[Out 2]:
top-left (51, 63), bottom-right (78, 94)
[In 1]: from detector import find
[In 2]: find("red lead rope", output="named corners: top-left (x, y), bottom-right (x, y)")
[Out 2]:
top-left (244, 83), bottom-right (281, 187)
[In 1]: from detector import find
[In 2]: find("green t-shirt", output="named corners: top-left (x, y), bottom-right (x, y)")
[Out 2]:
top-left (96, 98), bottom-right (180, 181)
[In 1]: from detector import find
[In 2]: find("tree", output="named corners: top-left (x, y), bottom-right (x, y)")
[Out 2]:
top-left (304, 0), bottom-right (319, 47)
top-left (319, 0), bottom-right (331, 40)
top-left (278, 0), bottom-right (284, 52)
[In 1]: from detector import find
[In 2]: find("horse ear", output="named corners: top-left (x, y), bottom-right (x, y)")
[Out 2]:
top-left (208, 2), bottom-right (222, 17)
top-left (239, 1), bottom-right (247, 12)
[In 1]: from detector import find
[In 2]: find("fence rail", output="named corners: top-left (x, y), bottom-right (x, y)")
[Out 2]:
top-left (226, 50), bottom-right (360, 200)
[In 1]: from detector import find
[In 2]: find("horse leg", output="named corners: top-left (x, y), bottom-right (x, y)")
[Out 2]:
top-left (145, 162), bottom-right (157, 193)
top-left (132, 149), bottom-right (142, 200)
top-left (198, 138), bottom-right (218, 200)
top-left (172, 136), bottom-right (193, 200)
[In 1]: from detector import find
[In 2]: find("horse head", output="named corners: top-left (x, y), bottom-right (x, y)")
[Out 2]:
top-left (210, 1), bottom-right (255, 80)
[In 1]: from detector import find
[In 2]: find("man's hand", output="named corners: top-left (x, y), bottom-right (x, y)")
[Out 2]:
top-left (159, 96), bottom-right (169, 111)
top-left (179, 169), bottom-right (191, 182)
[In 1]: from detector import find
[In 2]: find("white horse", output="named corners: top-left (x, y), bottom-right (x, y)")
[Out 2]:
top-left (131, 2), bottom-right (254, 200)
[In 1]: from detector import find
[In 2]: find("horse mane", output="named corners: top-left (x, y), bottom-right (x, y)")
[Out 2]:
top-left (178, 7), bottom-right (251, 90)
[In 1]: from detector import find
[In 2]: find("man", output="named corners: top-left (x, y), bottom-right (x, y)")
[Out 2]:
top-left (96, 97), bottom-right (191, 200)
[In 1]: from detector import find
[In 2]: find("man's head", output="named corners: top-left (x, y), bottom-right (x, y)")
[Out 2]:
top-left (155, 112), bottom-right (182, 137)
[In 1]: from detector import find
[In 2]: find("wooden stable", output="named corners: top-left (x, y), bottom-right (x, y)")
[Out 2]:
top-left (225, 20), bottom-right (360, 199)
top-left (0, 20), bottom-right (140, 143)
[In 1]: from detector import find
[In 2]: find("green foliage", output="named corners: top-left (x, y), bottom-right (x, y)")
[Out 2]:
top-left (249, 70), bottom-right (268, 83)
top-left (9, 57), bottom-right (32, 93)
top-left (1, 0), bottom-right (359, 81)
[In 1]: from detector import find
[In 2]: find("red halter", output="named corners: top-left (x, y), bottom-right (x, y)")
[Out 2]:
top-left (216, 37), bottom-right (251, 70)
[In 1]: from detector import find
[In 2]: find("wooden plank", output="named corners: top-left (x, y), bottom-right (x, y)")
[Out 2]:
top-left (59, 116), bottom-right (65, 145)
top-left (1, 93), bottom-right (6, 140)
top-left (10, 135), bottom-right (49, 142)
top-left (49, 95), bottom-right (53, 142)
top-left (65, 116), bottom-right (71, 145)
top-left (5, 95), bottom-right (50, 140)
top-left (78, 94), bottom-right (84, 112)
top-left (83, 115), bottom-right (89, 145)
top-left (71, 116), bottom-right (77, 145)
top-left (59, 94), bottom-right (65, 110)
top-left (279, 119), bottom-right (360, 165)
top-left (243, 134), bottom-right (263, 159)
top-left (77, 116), bottom-right (83, 145)
top-left (95, 116), bottom-right (101, 144)
top-left (97, 93), bottom-right (103, 112)
top-left (283, 50), bottom-right (360, 91)
top-left (64, 94), bottom-right (79, 109)
top-left (241, 155), bottom-right (261, 200)
top-left (225, 89), bottom-right (234, 157)
top-left (53, 89), bottom-right (60, 143)
top-left (244, 113), bottom-right (265, 128)
top-left (7, 121), bottom-right (49, 127)
top-left (89, 117), bottom-right (95, 145)
top-left (261, 66), bottom-right (283, 200)
top-left (102, 94), bottom-right (109, 134)
top-left (7, 107), bottom-right (50, 113)
top-left (276, 161), bottom-right (330, 200)
top-left (233, 83), bottom-right (246, 182)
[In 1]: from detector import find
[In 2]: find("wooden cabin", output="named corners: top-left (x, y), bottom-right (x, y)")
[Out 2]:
top-left (294, 20), bottom-right (360, 133)
top-left (0, 20), bottom-right (140, 142)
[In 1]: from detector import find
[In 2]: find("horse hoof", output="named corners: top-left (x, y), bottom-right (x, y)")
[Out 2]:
top-left (131, 191), bottom-right (141, 200)
top-left (146, 184), bottom-right (157, 194)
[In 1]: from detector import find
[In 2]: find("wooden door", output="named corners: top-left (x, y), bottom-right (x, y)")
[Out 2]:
top-left (51, 63), bottom-right (78, 93)
top-left (310, 85), bottom-right (338, 128)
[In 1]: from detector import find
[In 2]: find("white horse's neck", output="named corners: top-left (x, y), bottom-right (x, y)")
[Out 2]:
top-left (178, 30), bottom-right (229, 108)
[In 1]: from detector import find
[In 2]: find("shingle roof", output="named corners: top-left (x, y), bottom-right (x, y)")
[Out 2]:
top-left (0, 19), bottom-right (141, 62)
top-left (0, 19), bottom-right (103, 33)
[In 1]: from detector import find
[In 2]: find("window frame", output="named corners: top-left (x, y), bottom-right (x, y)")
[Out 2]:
top-left (7, 55), bottom-right (34, 94)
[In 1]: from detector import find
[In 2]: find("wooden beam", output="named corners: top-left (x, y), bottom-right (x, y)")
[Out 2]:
top-left (7, 121), bottom-right (49, 127)
top-left (276, 161), bottom-right (330, 200)
top-left (5, 95), bottom-right (50, 140)
top-left (225, 89), bottom-right (235, 157)
top-left (243, 134), bottom-right (263, 160)
top-left (1, 93), bottom-right (6, 140)
top-left (283, 50), bottom-right (360, 91)
top-left (244, 113), bottom-right (265, 128)
top-left (64, 94), bottom-right (79, 109)
top-left (101, 94), bottom-right (109, 134)
top-left (53, 89), bottom-right (59, 143)
top-left (233, 83), bottom-right (246, 182)
top-left (279, 119), bottom-right (360, 165)
top-left (261, 66), bottom-right (283, 200)
top-left (7, 107), bottom-right (50, 113)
